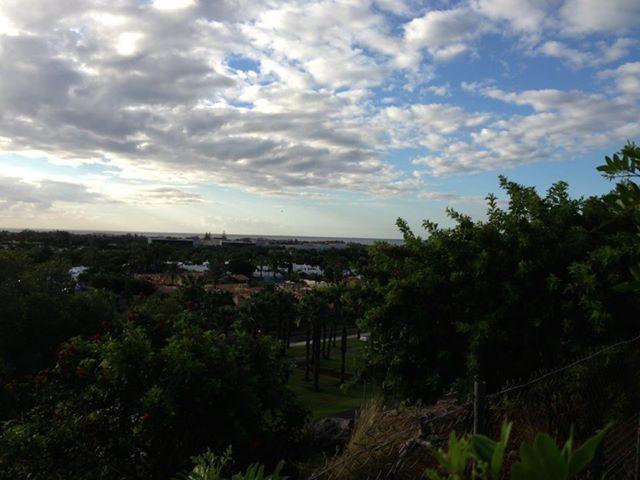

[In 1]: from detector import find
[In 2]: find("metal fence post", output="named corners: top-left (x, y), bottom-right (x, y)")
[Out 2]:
top-left (474, 379), bottom-right (487, 436)
top-left (635, 413), bottom-right (640, 480)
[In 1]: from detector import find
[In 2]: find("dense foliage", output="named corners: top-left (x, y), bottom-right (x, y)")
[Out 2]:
top-left (360, 144), bottom-right (640, 400)
top-left (0, 251), bottom-right (116, 420)
top-left (240, 287), bottom-right (298, 341)
top-left (0, 295), bottom-right (306, 479)
top-left (0, 228), bottom-right (362, 478)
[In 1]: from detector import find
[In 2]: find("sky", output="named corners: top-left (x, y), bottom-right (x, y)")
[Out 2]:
top-left (0, 0), bottom-right (639, 239)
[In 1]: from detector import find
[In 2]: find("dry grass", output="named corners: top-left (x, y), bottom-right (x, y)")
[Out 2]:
top-left (311, 398), bottom-right (471, 480)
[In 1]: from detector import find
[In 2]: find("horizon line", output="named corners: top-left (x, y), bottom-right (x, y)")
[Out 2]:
top-left (0, 226), bottom-right (403, 243)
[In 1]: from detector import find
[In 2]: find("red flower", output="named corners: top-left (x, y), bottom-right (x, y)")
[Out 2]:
top-left (58, 344), bottom-right (78, 362)
top-left (141, 413), bottom-right (152, 423)
top-left (75, 367), bottom-right (88, 379)
top-left (34, 369), bottom-right (48, 385)
top-left (152, 320), bottom-right (164, 332)
top-left (127, 312), bottom-right (139, 322)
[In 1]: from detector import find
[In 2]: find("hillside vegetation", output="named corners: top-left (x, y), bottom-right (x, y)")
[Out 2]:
top-left (359, 143), bottom-right (640, 401)
top-left (1, 143), bottom-right (639, 479)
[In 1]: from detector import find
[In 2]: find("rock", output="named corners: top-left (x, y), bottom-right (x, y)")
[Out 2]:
top-left (310, 417), bottom-right (353, 452)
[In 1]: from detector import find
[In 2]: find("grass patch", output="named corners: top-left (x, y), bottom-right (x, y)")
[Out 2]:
top-left (287, 368), bottom-right (372, 419)
top-left (287, 337), bottom-right (364, 373)
top-left (286, 336), bottom-right (372, 418)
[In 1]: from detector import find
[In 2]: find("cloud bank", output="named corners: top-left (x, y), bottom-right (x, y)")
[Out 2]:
top-left (0, 0), bottom-right (639, 211)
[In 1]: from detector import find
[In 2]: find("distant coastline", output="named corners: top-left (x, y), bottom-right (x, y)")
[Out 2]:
top-left (1, 227), bottom-right (403, 246)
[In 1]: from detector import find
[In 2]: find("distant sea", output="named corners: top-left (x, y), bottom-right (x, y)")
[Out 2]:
top-left (3, 228), bottom-right (403, 246)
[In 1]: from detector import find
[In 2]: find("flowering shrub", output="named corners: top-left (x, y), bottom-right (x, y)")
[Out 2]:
top-left (0, 305), bottom-right (307, 479)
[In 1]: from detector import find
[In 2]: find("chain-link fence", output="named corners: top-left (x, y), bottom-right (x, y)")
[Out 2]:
top-left (483, 334), bottom-right (640, 479)
top-left (312, 335), bottom-right (640, 479)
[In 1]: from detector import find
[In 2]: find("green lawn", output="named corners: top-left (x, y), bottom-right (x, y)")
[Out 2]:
top-left (286, 337), bottom-right (373, 419)
top-left (287, 369), bottom-right (370, 419)
top-left (287, 337), bottom-right (363, 371)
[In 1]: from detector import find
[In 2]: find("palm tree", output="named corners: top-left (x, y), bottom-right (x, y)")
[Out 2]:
top-left (207, 259), bottom-right (226, 288)
top-left (312, 316), bottom-right (321, 391)
top-left (304, 319), bottom-right (311, 381)
top-left (340, 321), bottom-right (348, 385)
top-left (166, 262), bottom-right (182, 286)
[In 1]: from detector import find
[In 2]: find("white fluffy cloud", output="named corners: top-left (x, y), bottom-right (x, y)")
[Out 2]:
top-left (535, 38), bottom-right (637, 67)
top-left (0, 0), bottom-right (638, 208)
top-left (560, 0), bottom-right (640, 34)
top-left (0, 175), bottom-right (110, 210)
top-left (404, 7), bottom-right (488, 61)
top-left (600, 62), bottom-right (640, 95)
top-left (415, 86), bottom-right (640, 175)
top-left (471, 0), bottom-right (552, 32)
top-left (372, 103), bottom-right (491, 149)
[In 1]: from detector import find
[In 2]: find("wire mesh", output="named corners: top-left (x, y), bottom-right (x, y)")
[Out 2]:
top-left (312, 335), bottom-right (640, 479)
top-left (485, 335), bottom-right (640, 478)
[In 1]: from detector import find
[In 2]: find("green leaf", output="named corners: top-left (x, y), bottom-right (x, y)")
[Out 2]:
top-left (472, 434), bottom-right (497, 464)
top-left (567, 427), bottom-right (608, 477)
top-left (518, 441), bottom-right (541, 472)
top-left (510, 462), bottom-right (527, 480)
top-left (491, 422), bottom-right (512, 479)
top-left (561, 427), bottom-right (574, 462)
top-left (510, 446), bottom-right (544, 480)
top-left (534, 434), bottom-right (568, 479)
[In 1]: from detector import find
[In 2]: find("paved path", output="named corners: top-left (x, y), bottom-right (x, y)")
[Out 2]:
top-left (288, 333), bottom-right (368, 348)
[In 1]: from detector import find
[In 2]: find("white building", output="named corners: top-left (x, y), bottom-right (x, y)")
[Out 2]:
top-left (69, 266), bottom-right (89, 281)
top-left (166, 261), bottom-right (210, 273)
top-left (292, 263), bottom-right (323, 275)
top-left (253, 263), bottom-right (324, 278)
top-left (253, 265), bottom-right (283, 279)
top-left (200, 238), bottom-right (223, 247)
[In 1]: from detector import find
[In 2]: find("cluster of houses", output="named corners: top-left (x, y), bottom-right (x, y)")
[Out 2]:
top-left (69, 253), bottom-right (357, 304)
top-left (253, 263), bottom-right (324, 279)
top-left (164, 261), bottom-right (325, 279)
top-left (129, 267), bottom-right (329, 304)
top-left (73, 260), bottom-right (331, 304)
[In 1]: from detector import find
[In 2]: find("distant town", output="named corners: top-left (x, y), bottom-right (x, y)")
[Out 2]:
top-left (146, 231), bottom-right (353, 250)
top-left (0, 229), bottom-right (367, 305)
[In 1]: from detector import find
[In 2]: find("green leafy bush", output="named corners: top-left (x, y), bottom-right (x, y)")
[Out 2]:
top-left (0, 297), bottom-right (307, 479)
top-left (359, 145), bottom-right (640, 401)
top-left (0, 251), bottom-right (117, 420)
top-left (177, 447), bottom-right (287, 480)
top-left (426, 422), bottom-right (608, 480)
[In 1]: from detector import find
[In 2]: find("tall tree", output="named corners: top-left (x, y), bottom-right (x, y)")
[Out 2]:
top-left (340, 322), bottom-right (348, 385)
top-left (359, 145), bottom-right (640, 401)
top-left (304, 319), bottom-right (311, 381)
top-left (313, 316), bottom-right (321, 391)
top-left (301, 289), bottom-right (331, 390)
